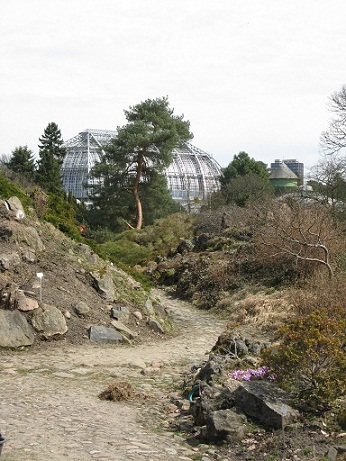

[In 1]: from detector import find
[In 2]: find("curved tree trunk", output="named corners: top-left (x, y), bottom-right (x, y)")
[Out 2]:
top-left (133, 152), bottom-right (144, 229)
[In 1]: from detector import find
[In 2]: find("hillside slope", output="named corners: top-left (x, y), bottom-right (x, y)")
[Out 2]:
top-left (0, 196), bottom-right (168, 348)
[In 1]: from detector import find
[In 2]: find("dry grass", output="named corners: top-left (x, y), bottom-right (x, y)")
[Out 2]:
top-left (216, 288), bottom-right (293, 333)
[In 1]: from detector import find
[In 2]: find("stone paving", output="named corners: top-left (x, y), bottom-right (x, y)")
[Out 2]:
top-left (0, 290), bottom-right (226, 461)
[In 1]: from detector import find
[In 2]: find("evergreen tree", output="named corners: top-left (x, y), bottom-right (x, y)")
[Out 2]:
top-left (36, 122), bottom-right (65, 195)
top-left (38, 122), bottom-right (66, 164)
top-left (89, 97), bottom-right (192, 230)
top-left (220, 151), bottom-right (269, 188)
top-left (7, 145), bottom-right (36, 179)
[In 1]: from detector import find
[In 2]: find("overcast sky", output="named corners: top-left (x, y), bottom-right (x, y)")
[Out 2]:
top-left (1, 0), bottom-right (346, 171)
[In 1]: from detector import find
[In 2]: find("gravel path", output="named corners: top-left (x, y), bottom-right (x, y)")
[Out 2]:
top-left (0, 289), bottom-right (227, 461)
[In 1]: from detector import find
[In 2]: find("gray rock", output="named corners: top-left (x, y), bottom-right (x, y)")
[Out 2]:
top-left (110, 306), bottom-right (129, 322)
top-left (328, 445), bottom-right (346, 461)
top-left (198, 356), bottom-right (224, 382)
top-left (31, 304), bottom-right (68, 338)
top-left (0, 221), bottom-right (45, 252)
top-left (145, 298), bottom-right (155, 315)
top-left (110, 319), bottom-right (137, 339)
top-left (15, 291), bottom-right (39, 311)
top-left (148, 317), bottom-right (164, 334)
top-left (74, 301), bottom-right (91, 317)
top-left (0, 309), bottom-right (34, 347)
top-left (21, 249), bottom-right (37, 263)
top-left (205, 409), bottom-right (247, 442)
top-left (0, 252), bottom-right (21, 271)
top-left (75, 244), bottom-right (99, 265)
top-left (234, 339), bottom-right (248, 357)
top-left (232, 381), bottom-right (299, 429)
top-left (133, 310), bottom-right (143, 320)
top-left (6, 196), bottom-right (25, 220)
top-left (89, 325), bottom-right (123, 343)
top-left (90, 270), bottom-right (116, 301)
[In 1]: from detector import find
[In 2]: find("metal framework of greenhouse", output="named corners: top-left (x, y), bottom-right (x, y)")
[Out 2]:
top-left (61, 129), bottom-right (221, 211)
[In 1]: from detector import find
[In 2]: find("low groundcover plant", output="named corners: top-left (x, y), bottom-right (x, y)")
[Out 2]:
top-left (230, 366), bottom-right (275, 382)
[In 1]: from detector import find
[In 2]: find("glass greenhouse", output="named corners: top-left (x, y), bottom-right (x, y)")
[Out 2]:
top-left (61, 129), bottom-right (221, 210)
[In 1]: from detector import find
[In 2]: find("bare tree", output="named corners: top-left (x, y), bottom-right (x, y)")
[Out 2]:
top-left (320, 85), bottom-right (346, 155)
top-left (309, 154), bottom-right (346, 205)
top-left (257, 199), bottom-right (342, 278)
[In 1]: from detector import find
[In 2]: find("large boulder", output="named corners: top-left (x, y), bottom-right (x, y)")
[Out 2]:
top-left (232, 381), bottom-right (299, 429)
top-left (31, 303), bottom-right (68, 338)
top-left (6, 196), bottom-right (25, 220)
top-left (0, 309), bottom-right (34, 347)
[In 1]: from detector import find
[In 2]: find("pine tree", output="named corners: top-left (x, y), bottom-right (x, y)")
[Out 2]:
top-left (38, 122), bottom-right (66, 164)
top-left (89, 97), bottom-right (192, 229)
top-left (36, 122), bottom-right (65, 195)
top-left (7, 145), bottom-right (36, 179)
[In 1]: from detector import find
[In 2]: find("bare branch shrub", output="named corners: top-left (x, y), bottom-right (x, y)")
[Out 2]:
top-left (255, 198), bottom-right (343, 279)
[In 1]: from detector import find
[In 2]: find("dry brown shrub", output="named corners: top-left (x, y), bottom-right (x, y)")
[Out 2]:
top-left (216, 289), bottom-right (293, 333)
top-left (98, 380), bottom-right (136, 401)
top-left (292, 270), bottom-right (346, 315)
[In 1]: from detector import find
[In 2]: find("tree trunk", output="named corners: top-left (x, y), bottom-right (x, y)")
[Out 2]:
top-left (133, 152), bottom-right (144, 229)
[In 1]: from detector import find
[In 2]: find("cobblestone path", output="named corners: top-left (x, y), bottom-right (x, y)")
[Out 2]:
top-left (0, 290), bottom-right (226, 461)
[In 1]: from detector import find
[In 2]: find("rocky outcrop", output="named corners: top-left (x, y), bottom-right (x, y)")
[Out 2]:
top-left (0, 220), bottom-right (45, 252)
top-left (186, 333), bottom-right (300, 441)
top-left (0, 195), bottom-right (160, 348)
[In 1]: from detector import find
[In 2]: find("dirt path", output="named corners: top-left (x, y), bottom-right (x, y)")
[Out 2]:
top-left (0, 289), bottom-right (227, 461)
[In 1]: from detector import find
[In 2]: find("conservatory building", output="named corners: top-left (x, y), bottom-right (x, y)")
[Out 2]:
top-left (61, 129), bottom-right (221, 210)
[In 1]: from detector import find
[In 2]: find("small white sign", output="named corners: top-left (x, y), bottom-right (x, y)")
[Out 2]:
top-left (281, 404), bottom-right (288, 416)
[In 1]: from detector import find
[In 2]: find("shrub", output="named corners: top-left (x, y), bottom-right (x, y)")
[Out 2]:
top-left (100, 239), bottom-right (152, 266)
top-left (0, 171), bottom-right (33, 208)
top-left (262, 305), bottom-right (346, 413)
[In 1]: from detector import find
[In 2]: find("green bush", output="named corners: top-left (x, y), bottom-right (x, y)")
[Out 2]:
top-left (100, 239), bottom-right (151, 266)
top-left (42, 194), bottom-right (81, 240)
top-left (97, 212), bottom-right (195, 267)
top-left (0, 172), bottom-right (33, 208)
top-left (262, 305), bottom-right (346, 413)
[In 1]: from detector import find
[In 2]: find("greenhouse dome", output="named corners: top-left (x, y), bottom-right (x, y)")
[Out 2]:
top-left (61, 129), bottom-right (221, 210)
